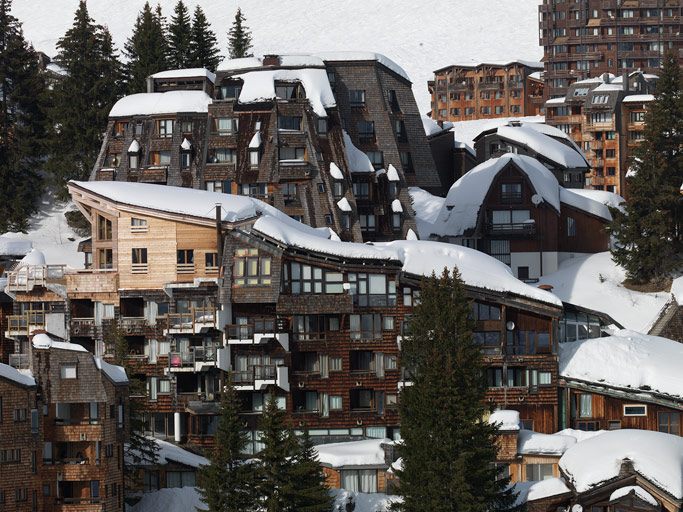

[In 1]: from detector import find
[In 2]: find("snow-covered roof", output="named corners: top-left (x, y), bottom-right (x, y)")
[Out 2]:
top-left (32, 333), bottom-right (88, 352)
top-left (489, 409), bottom-right (520, 431)
top-left (529, 71), bottom-right (542, 80)
top-left (545, 97), bottom-right (566, 105)
top-left (110, 91), bottom-right (212, 117)
top-left (329, 162), bottom-right (344, 180)
top-left (386, 164), bottom-right (400, 182)
top-left (315, 51), bottom-right (410, 82)
top-left (409, 187), bottom-right (445, 239)
top-left (538, 252), bottom-right (670, 333)
top-left (431, 154), bottom-right (561, 237)
top-left (343, 131), bottom-right (375, 173)
top-left (129, 487), bottom-right (207, 512)
top-left (451, 115), bottom-right (545, 149)
top-left (593, 82), bottom-right (624, 92)
top-left (575, 74), bottom-right (615, 85)
top-left (622, 94), bottom-right (655, 103)
top-left (314, 438), bottom-right (389, 467)
top-left (672, 276), bottom-right (683, 304)
top-left (18, 248), bottom-right (46, 267)
top-left (278, 54), bottom-right (325, 67)
top-left (0, 362), bottom-right (35, 387)
top-left (150, 68), bottom-right (216, 83)
top-left (421, 115), bottom-right (451, 136)
top-left (126, 437), bottom-right (208, 468)
top-left (559, 429), bottom-right (683, 499)
top-left (495, 124), bottom-right (588, 169)
top-left (559, 329), bottom-right (683, 400)
top-left (560, 189), bottom-right (612, 221)
top-left (234, 68), bottom-right (335, 117)
top-left (128, 139), bottom-right (140, 153)
top-left (0, 236), bottom-right (32, 257)
top-left (518, 429), bottom-right (576, 455)
top-left (514, 478), bottom-right (571, 504)
top-left (610, 486), bottom-right (658, 506)
top-left (180, 138), bottom-right (192, 150)
top-left (337, 197), bottom-right (352, 212)
top-left (248, 131), bottom-right (262, 149)
top-left (564, 189), bottom-right (625, 212)
top-left (391, 199), bottom-right (403, 213)
top-left (95, 358), bottom-right (128, 384)
top-left (217, 56), bottom-right (263, 71)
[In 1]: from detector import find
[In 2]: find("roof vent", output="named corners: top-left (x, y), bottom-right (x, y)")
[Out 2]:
top-left (263, 54), bottom-right (280, 67)
top-left (537, 284), bottom-right (554, 292)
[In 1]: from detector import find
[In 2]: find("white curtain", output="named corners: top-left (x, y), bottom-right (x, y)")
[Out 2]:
top-left (360, 470), bottom-right (377, 493)
top-left (342, 471), bottom-right (359, 492)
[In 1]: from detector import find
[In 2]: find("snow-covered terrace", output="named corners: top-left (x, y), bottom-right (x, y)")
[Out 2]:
top-left (109, 90), bottom-right (212, 117)
top-left (68, 181), bottom-right (562, 307)
top-left (314, 438), bottom-right (389, 468)
top-left (150, 67), bottom-right (216, 83)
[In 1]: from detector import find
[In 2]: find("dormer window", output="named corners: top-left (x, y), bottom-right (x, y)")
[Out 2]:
top-left (157, 119), bottom-right (174, 138)
top-left (219, 82), bottom-right (242, 100)
top-left (501, 183), bottom-right (522, 203)
top-left (113, 121), bottom-right (127, 137)
top-left (317, 118), bottom-right (328, 135)
top-left (275, 82), bottom-right (303, 100)
top-left (213, 117), bottom-right (238, 135)
top-left (278, 115), bottom-right (302, 132)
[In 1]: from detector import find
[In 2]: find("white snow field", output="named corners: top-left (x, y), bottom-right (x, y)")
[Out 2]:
top-left (10, 0), bottom-right (543, 113)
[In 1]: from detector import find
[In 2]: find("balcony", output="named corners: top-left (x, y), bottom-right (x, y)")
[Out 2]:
top-left (119, 316), bottom-right (147, 335)
top-left (139, 165), bottom-right (168, 183)
top-left (70, 318), bottom-right (97, 338)
top-left (6, 311), bottom-right (46, 337)
top-left (165, 307), bottom-right (216, 334)
top-left (226, 324), bottom-right (290, 350)
top-left (233, 365), bottom-right (289, 392)
top-left (480, 81), bottom-right (504, 90)
top-left (66, 270), bottom-right (118, 296)
top-left (168, 344), bottom-right (227, 372)
top-left (486, 220), bottom-right (536, 236)
top-left (6, 265), bottom-right (66, 292)
top-left (351, 294), bottom-right (397, 308)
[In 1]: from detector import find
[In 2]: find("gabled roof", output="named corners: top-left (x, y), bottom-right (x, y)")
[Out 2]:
top-left (0, 362), bottom-right (35, 387)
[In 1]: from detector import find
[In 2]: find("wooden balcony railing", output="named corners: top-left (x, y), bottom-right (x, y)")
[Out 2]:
top-left (6, 265), bottom-right (66, 292)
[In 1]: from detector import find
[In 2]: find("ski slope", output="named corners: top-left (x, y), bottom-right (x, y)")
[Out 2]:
top-left (11, 0), bottom-right (543, 113)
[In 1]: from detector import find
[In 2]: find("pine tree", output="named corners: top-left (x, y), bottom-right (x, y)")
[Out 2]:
top-left (0, 0), bottom-right (48, 232)
top-left (609, 51), bottom-right (683, 285)
top-left (287, 431), bottom-right (333, 512)
top-left (167, 0), bottom-right (192, 68)
top-left (123, 1), bottom-right (168, 93)
top-left (46, 0), bottom-right (122, 196)
top-left (197, 378), bottom-right (259, 512)
top-left (227, 8), bottom-right (253, 59)
top-left (189, 5), bottom-right (221, 70)
top-left (393, 269), bottom-right (518, 512)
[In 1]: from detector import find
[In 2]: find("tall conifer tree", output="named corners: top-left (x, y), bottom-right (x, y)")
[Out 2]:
top-left (167, 0), bottom-right (192, 68)
top-left (287, 431), bottom-right (333, 512)
top-left (227, 8), bottom-right (253, 59)
top-left (123, 1), bottom-right (168, 93)
top-left (46, 0), bottom-right (122, 194)
top-left (189, 5), bottom-right (221, 70)
top-left (197, 378), bottom-right (258, 512)
top-left (394, 269), bottom-right (518, 512)
top-left (609, 50), bottom-right (683, 284)
top-left (0, 0), bottom-right (48, 231)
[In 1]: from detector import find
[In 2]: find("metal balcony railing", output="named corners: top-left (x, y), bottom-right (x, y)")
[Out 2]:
top-left (486, 221), bottom-right (536, 235)
top-left (232, 365), bottom-right (277, 384)
top-left (168, 345), bottom-right (220, 369)
top-left (352, 294), bottom-right (397, 308)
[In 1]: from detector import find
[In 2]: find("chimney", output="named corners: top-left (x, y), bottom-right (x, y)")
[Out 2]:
top-left (263, 54), bottom-right (280, 67)
top-left (538, 284), bottom-right (554, 292)
top-left (146, 76), bottom-right (155, 93)
top-left (622, 72), bottom-right (629, 93)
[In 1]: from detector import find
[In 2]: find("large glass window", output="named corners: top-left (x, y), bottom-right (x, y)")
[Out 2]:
top-left (349, 90), bottom-right (366, 106)
top-left (233, 249), bottom-right (271, 286)
top-left (97, 216), bottom-right (112, 241)
top-left (278, 116), bottom-right (302, 131)
top-left (278, 147), bottom-right (305, 162)
top-left (341, 469), bottom-right (377, 493)
top-left (525, 464), bottom-right (553, 481)
top-left (157, 119), bottom-right (174, 138)
top-left (578, 394), bottom-right (592, 418)
top-left (207, 148), bottom-right (236, 164)
top-left (350, 314), bottom-right (382, 341)
top-left (348, 273), bottom-right (396, 307)
top-left (283, 262), bottom-right (342, 294)
top-left (212, 117), bottom-right (238, 134)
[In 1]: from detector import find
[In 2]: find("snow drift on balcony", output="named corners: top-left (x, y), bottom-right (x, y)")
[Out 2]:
top-left (18, 248), bottom-right (46, 268)
top-left (315, 438), bottom-right (389, 467)
top-left (0, 362), bottom-right (35, 387)
top-left (559, 329), bottom-right (683, 399)
top-left (32, 333), bottom-right (88, 352)
top-left (315, 51), bottom-right (410, 81)
top-left (559, 429), bottom-right (683, 499)
top-left (150, 67), bottom-right (216, 83)
top-left (496, 124), bottom-right (589, 168)
top-left (95, 358), bottom-right (128, 384)
top-left (488, 409), bottom-right (520, 431)
top-left (518, 430), bottom-right (576, 455)
top-left (343, 131), bottom-right (375, 173)
top-left (431, 154), bottom-right (561, 237)
top-left (0, 236), bottom-right (32, 257)
top-left (234, 68), bottom-right (335, 117)
top-left (537, 252), bottom-right (670, 332)
top-left (109, 91), bottom-right (212, 117)
top-left (610, 486), bottom-right (658, 506)
top-left (514, 478), bottom-right (570, 504)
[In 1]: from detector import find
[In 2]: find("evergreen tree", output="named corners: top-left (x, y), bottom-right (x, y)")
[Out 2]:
top-left (167, 0), bottom-right (192, 68)
top-left (288, 431), bottom-right (333, 512)
top-left (227, 8), bottom-right (253, 59)
top-left (0, 0), bottom-right (48, 232)
top-left (393, 269), bottom-right (518, 512)
top-left (123, 1), bottom-right (168, 93)
top-left (197, 378), bottom-right (258, 512)
top-left (609, 50), bottom-right (683, 285)
top-left (189, 5), bottom-right (221, 70)
top-left (46, 0), bottom-right (122, 195)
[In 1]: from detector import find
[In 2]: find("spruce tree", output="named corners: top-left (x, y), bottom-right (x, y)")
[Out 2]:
top-left (189, 5), bottom-right (221, 70)
top-left (123, 1), bottom-right (169, 93)
top-left (167, 0), bottom-right (192, 68)
top-left (394, 269), bottom-right (518, 512)
top-left (609, 50), bottom-right (683, 285)
top-left (0, 0), bottom-right (48, 232)
top-left (197, 377), bottom-right (258, 512)
top-left (46, 0), bottom-right (122, 195)
top-left (227, 8), bottom-right (253, 59)
top-left (287, 431), bottom-right (333, 512)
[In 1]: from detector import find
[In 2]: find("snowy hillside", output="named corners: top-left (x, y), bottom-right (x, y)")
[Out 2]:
top-left (11, 0), bottom-right (543, 112)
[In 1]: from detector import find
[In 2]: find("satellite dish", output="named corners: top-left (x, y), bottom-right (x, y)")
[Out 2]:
top-left (531, 194), bottom-right (543, 206)
top-left (506, 321), bottom-right (515, 331)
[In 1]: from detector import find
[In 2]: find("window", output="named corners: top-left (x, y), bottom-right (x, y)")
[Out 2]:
top-left (113, 121), bottom-right (127, 137)
top-left (166, 471), bottom-right (196, 488)
top-left (157, 119), bottom-right (174, 138)
top-left (97, 216), bottom-right (112, 241)
top-left (150, 150), bottom-right (171, 166)
top-left (239, 183), bottom-right (267, 198)
top-left (517, 266), bottom-right (529, 280)
top-left (280, 183), bottom-right (299, 203)
top-left (212, 117), bottom-right (238, 134)
top-left (349, 90), bottom-right (366, 106)
top-left (293, 391), bottom-right (318, 412)
top-left (278, 115), bottom-right (302, 131)
top-left (128, 153), bottom-right (139, 169)
top-left (400, 151), bottom-right (413, 172)
top-left (470, 302), bottom-right (501, 321)
top-left (579, 394), bottom-right (592, 418)
top-left (332, 181), bottom-right (344, 198)
top-left (131, 248), bottom-right (148, 273)
top-left (605, 149), bottom-right (616, 159)
top-left (249, 149), bottom-right (260, 168)
top-left (30, 410), bottom-right (38, 433)
top-left (275, 83), bottom-right (300, 100)
top-left (525, 464), bottom-right (554, 481)
top-left (359, 213), bottom-right (376, 232)
top-left (394, 120), bottom-right (407, 142)
top-left (348, 273), bottom-right (396, 307)
top-left (506, 367), bottom-right (527, 387)
top-left (488, 240), bottom-right (510, 266)
top-left (352, 182), bottom-right (370, 199)
top-left (486, 368), bottom-right (503, 387)
top-left (104, 153), bottom-right (120, 167)
top-left (205, 253), bottom-right (218, 273)
top-left (629, 131), bottom-right (645, 141)
top-left (658, 412), bottom-right (680, 435)
top-left (131, 217), bottom-right (148, 232)
top-left (350, 314), bottom-right (382, 340)
top-left (234, 248), bottom-right (272, 286)
top-left (591, 94), bottom-right (609, 105)
top-left (623, 405), bottom-right (647, 417)
top-left (388, 89), bottom-right (400, 111)
top-left (474, 332), bottom-right (501, 355)
top-left (207, 148), bottom-right (236, 164)
top-left (98, 249), bottom-right (113, 270)
top-left (350, 351), bottom-right (374, 372)
top-left (330, 358), bottom-right (343, 372)
top-left (60, 364), bottom-right (77, 379)
top-left (219, 83), bottom-right (241, 100)
top-left (180, 151), bottom-right (191, 169)
top-left (176, 250), bottom-right (194, 273)
top-left (357, 120), bottom-right (375, 142)
top-left (494, 106), bottom-right (505, 115)
top-left (342, 469), bottom-right (377, 493)
top-left (278, 146), bottom-right (305, 162)
top-left (567, 217), bottom-right (576, 237)
top-left (366, 151), bottom-right (384, 170)
top-left (350, 389), bottom-right (375, 410)
top-left (490, 209), bottom-right (531, 229)
top-left (608, 420), bottom-right (621, 430)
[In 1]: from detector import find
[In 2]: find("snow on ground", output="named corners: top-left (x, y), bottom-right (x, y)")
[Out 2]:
top-left (315, 438), bottom-right (389, 467)
top-left (0, 193), bottom-right (83, 269)
top-left (537, 252), bottom-right (671, 332)
top-left (11, 0), bottom-right (542, 113)
top-left (559, 329), bottom-right (683, 399)
top-left (559, 429), bottom-right (683, 499)
top-left (408, 187), bottom-right (445, 239)
top-left (450, 116), bottom-right (544, 149)
top-left (128, 487), bottom-right (207, 512)
top-left (331, 489), bottom-right (401, 512)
